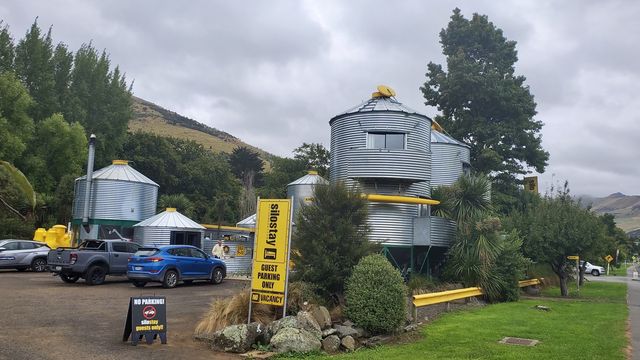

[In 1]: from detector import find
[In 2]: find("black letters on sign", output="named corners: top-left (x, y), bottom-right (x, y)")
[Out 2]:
top-left (122, 296), bottom-right (167, 345)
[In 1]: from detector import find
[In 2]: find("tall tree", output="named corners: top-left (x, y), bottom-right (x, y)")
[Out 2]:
top-left (52, 43), bottom-right (73, 111)
top-left (421, 9), bottom-right (549, 211)
top-left (0, 21), bottom-right (14, 72)
top-left (293, 142), bottom-right (330, 177)
top-left (14, 20), bottom-right (56, 121)
top-left (0, 72), bottom-right (34, 163)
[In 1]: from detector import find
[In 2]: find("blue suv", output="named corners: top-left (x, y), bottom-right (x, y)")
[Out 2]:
top-left (127, 245), bottom-right (226, 288)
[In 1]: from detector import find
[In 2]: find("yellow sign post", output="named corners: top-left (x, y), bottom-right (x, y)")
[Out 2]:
top-left (248, 199), bottom-right (293, 319)
top-left (523, 176), bottom-right (539, 193)
top-left (605, 255), bottom-right (614, 275)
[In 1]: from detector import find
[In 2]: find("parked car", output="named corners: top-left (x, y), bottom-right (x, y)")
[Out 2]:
top-left (47, 239), bottom-right (140, 285)
top-left (580, 260), bottom-right (606, 276)
top-left (127, 245), bottom-right (226, 289)
top-left (0, 239), bottom-right (50, 272)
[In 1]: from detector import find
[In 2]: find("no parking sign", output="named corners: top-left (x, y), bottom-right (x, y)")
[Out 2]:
top-left (122, 296), bottom-right (167, 345)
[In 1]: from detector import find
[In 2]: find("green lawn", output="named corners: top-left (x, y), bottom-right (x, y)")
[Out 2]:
top-left (540, 281), bottom-right (627, 302)
top-left (302, 281), bottom-right (627, 360)
top-left (609, 266), bottom-right (632, 277)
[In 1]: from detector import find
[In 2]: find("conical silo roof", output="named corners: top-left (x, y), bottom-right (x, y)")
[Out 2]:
top-left (76, 160), bottom-right (159, 186)
top-left (237, 213), bottom-right (256, 228)
top-left (287, 171), bottom-right (329, 186)
top-left (134, 208), bottom-right (204, 229)
top-left (431, 131), bottom-right (470, 148)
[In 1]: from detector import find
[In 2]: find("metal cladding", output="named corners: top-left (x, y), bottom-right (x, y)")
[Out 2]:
top-left (72, 160), bottom-right (159, 222)
top-left (431, 131), bottom-right (471, 187)
top-left (429, 216), bottom-right (456, 247)
top-left (132, 208), bottom-right (204, 248)
top-left (329, 90), bottom-right (432, 246)
top-left (287, 171), bottom-right (329, 217)
top-left (237, 213), bottom-right (256, 229)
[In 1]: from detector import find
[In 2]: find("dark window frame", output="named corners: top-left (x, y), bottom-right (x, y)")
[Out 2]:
top-left (367, 132), bottom-right (406, 150)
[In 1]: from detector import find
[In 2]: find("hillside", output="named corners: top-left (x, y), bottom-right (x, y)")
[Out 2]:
top-left (129, 97), bottom-right (273, 163)
top-left (582, 192), bottom-right (640, 234)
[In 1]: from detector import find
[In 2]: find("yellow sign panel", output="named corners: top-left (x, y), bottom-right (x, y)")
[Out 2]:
top-left (251, 199), bottom-right (292, 302)
top-left (567, 255), bottom-right (579, 260)
top-left (236, 245), bottom-right (246, 257)
top-left (524, 176), bottom-right (538, 193)
top-left (605, 255), bottom-right (614, 263)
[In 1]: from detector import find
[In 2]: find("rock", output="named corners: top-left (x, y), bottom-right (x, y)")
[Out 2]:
top-left (334, 324), bottom-right (359, 338)
top-left (354, 327), bottom-right (367, 338)
top-left (263, 316), bottom-right (298, 344)
top-left (341, 335), bottom-right (356, 351)
top-left (362, 335), bottom-right (393, 348)
top-left (343, 320), bottom-right (354, 327)
top-left (321, 328), bottom-right (337, 337)
top-left (534, 305), bottom-right (551, 311)
top-left (404, 324), bottom-right (418, 332)
top-left (206, 323), bottom-right (260, 353)
top-left (311, 306), bottom-right (332, 329)
top-left (296, 311), bottom-right (322, 339)
top-left (321, 335), bottom-right (341, 353)
top-left (270, 328), bottom-right (322, 354)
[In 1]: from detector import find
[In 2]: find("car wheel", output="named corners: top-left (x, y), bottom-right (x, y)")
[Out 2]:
top-left (85, 265), bottom-right (107, 285)
top-left (31, 258), bottom-right (47, 272)
top-left (60, 273), bottom-right (80, 283)
top-left (592, 269), bottom-right (601, 276)
top-left (132, 281), bottom-right (147, 288)
top-left (210, 267), bottom-right (224, 285)
top-left (162, 270), bottom-right (178, 288)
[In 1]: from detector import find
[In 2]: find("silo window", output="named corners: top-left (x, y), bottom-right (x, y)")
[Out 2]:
top-left (368, 132), bottom-right (406, 150)
top-left (462, 162), bottom-right (471, 175)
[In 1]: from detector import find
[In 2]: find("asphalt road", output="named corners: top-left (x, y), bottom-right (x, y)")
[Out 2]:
top-left (0, 270), bottom-right (247, 360)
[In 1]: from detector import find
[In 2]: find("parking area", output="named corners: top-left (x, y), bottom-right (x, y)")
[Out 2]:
top-left (0, 270), bottom-right (246, 360)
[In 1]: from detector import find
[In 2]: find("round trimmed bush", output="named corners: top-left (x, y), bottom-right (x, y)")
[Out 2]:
top-left (345, 254), bottom-right (407, 334)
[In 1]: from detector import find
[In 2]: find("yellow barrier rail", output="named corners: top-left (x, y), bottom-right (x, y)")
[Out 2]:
top-left (412, 279), bottom-right (541, 308)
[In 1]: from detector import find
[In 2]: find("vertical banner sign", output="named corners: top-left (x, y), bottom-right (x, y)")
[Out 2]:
top-left (250, 199), bottom-right (292, 308)
top-left (523, 176), bottom-right (539, 193)
top-left (122, 296), bottom-right (167, 345)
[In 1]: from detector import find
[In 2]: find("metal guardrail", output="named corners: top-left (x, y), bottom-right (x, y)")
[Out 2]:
top-left (412, 279), bottom-right (542, 308)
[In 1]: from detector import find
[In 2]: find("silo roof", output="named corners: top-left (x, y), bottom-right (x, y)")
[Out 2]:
top-left (134, 208), bottom-right (205, 229)
top-left (287, 171), bottom-right (329, 186)
top-left (237, 213), bottom-right (256, 228)
top-left (431, 131), bottom-right (470, 148)
top-left (77, 160), bottom-right (158, 186)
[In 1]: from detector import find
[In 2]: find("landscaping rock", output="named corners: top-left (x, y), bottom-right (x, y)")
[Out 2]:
top-left (206, 323), bottom-right (261, 353)
top-left (341, 335), bottom-right (356, 351)
top-left (343, 320), bottom-right (354, 327)
top-left (263, 316), bottom-right (298, 344)
top-left (296, 311), bottom-right (322, 339)
top-left (334, 324), bottom-right (359, 338)
top-left (321, 328), bottom-right (337, 337)
top-left (534, 305), bottom-right (551, 311)
top-left (404, 324), bottom-right (418, 332)
top-left (311, 306), bottom-right (332, 329)
top-left (362, 335), bottom-right (393, 348)
top-left (354, 327), bottom-right (367, 338)
top-left (270, 327), bottom-right (322, 353)
top-left (321, 335), bottom-right (341, 353)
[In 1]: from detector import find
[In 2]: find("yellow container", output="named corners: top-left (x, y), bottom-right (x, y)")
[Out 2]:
top-left (51, 225), bottom-right (71, 248)
top-left (33, 228), bottom-right (46, 242)
top-left (45, 228), bottom-right (59, 249)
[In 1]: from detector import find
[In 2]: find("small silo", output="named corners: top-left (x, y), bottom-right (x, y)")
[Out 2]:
top-left (287, 170), bottom-right (329, 219)
top-left (72, 160), bottom-right (159, 241)
top-left (133, 208), bottom-right (205, 248)
top-left (430, 130), bottom-right (471, 187)
top-left (329, 85), bottom-right (437, 273)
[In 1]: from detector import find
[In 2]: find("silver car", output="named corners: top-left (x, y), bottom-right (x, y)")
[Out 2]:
top-left (0, 239), bottom-right (50, 272)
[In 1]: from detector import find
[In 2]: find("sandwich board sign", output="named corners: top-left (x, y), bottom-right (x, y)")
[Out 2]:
top-left (249, 199), bottom-right (293, 318)
top-left (122, 296), bottom-right (167, 345)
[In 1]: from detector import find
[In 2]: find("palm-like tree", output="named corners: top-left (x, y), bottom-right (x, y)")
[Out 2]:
top-left (0, 161), bottom-right (36, 220)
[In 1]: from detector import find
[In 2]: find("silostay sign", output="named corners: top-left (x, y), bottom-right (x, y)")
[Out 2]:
top-left (250, 199), bottom-right (292, 308)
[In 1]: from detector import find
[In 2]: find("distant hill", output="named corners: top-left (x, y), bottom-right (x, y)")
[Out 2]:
top-left (128, 97), bottom-right (274, 164)
top-left (580, 192), bottom-right (640, 234)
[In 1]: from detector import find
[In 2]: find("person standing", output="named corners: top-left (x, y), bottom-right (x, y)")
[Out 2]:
top-left (211, 239), bottom-right (225, 259)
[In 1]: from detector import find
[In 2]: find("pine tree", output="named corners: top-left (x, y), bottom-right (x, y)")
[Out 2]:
top-left (0, 21), bottom-right (14, 72)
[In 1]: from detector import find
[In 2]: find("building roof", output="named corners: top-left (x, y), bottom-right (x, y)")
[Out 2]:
top-left (431, 131), bottom-right (470, 148)
top-left (236, 213), bottom-right (256, 228)
top-left (336, 96), bottom-right (421, 117)
top-left (76, 160), bottom-right (159, 186)
top-left (287, 171), bottom-right (329, 186)
top-left (134, 208), bottom-right (205, 229)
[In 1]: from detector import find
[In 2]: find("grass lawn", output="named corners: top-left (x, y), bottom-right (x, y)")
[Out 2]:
top-left (540, 280), bottom-right (627, 302)
top-left (609, 266), bottom-right (632, 277)
top-left (301, 281), bottom-right (627, 360)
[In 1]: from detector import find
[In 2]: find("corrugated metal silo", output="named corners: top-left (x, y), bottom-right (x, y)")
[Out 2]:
top-left (133, 208), bottom-right (204, 248)
top-left (286, 170), bottom-right (329, 218)
top-left (430, 131), bottom-right (471, 187)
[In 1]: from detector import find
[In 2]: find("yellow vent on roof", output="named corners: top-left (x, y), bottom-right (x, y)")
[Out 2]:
top-left (308, 170), bottom-right (318, 175)
top-left (166, 208), bottom-right (177, 212)
top-left (112, 160), bottom-right (129, 165)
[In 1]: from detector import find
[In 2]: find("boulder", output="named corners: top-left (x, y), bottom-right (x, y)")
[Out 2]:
top-left (322, 335), bottom-right (341, 353)
top-left (263, 316), bottom-right (298, 344)
top-left (270, 328), bottom-right (322, 354)
top-left (311, 306), bottom-right (332, 329)
top-left (334, 324), bottom-right (359, 338)
top-left (341, 335), bottom-right (356, 351)
top-left (321, 328), bottom-right (337, 338)
top-left (205, 323), bottom-right (261, 353)
top-left (296, 311), bottom-right (322, 339)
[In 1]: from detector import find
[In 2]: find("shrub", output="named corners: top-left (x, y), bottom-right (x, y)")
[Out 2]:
top-left (345, 254), bottom-right (407, 334)
top-left (194, 289), bottom-right (274, 335)
top-left (286, 281), bottom-right (324, 315)
top-left (406, 273), bottom-right (437, 295)
top-left (490, 231), bottom-right (531, 302)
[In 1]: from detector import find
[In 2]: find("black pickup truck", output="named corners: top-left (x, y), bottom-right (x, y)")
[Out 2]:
top-left (47, 239), bottom-right (140, 285)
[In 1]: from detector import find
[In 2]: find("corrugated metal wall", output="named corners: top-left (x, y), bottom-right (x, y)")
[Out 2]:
top-left (430, 216), bottom-right (456, 247)
top-left (73, 179), bottom-right (158, 221)
top-left (431, 143), bottom-right (471, 187)
top-left (132, 227), bottom-right (204, 248)
top-left (204, 229), bottom-right (254, 275)
top-left (287, 184), bottom-right (316, 219)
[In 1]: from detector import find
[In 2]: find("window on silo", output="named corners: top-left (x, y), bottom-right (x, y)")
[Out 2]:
top-left (368, 132), bottom-right (406, 150)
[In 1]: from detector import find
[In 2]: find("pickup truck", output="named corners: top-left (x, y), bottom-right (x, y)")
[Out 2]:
top-left (47, 240), bottom-right (141, 285)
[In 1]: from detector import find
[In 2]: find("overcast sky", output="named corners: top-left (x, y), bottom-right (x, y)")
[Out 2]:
top-left (1, 1), bottom-right (638, 197)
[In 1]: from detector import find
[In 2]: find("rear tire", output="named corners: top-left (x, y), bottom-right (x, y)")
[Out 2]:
top-left (85, 265), bottom-right (107, 285)
top-left (60, 273), bottom-right (80, 283)
top-left (31, 258), bottom-right (47, 272)
top-left (162, 270), bottom-right (178, 288)
top-left (592, 269), bottom-right (601, 276)
top-left (132, 280), bottom-right (147, 288)
top-left (210, 267), bottom-right (224, 285)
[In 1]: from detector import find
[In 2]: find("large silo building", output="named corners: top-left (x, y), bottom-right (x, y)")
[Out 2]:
top-left (329, 86), bottom-right (444, 274)
top-left (133, 208), bottom-right (205, 248)
top-left (72, 160), bottom-right (159, 241)
top-left (287, 170), bottom-right (329, 219)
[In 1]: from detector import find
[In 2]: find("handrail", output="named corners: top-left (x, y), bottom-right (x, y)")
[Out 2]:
top-left (412, 279), bottom-right (542, 308)
top-left (364, 194), bottom-right (440, 205)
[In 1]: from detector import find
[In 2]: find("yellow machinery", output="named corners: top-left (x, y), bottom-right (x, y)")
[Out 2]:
top-left (34, 225), bottom-right (72, 249)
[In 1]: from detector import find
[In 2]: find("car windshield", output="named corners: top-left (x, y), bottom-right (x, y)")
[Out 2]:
top-left (134, 248), bottom-right (160, 257)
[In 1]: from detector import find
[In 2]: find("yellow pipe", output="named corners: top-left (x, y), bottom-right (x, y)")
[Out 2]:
top-left (364, 194), bottom-right (440, 205)
top-left (201, 224), bottom-right (255, 232)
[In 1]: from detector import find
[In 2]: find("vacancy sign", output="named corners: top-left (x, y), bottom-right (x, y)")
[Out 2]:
top-left (250, 199), bottom-right (292, 306)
